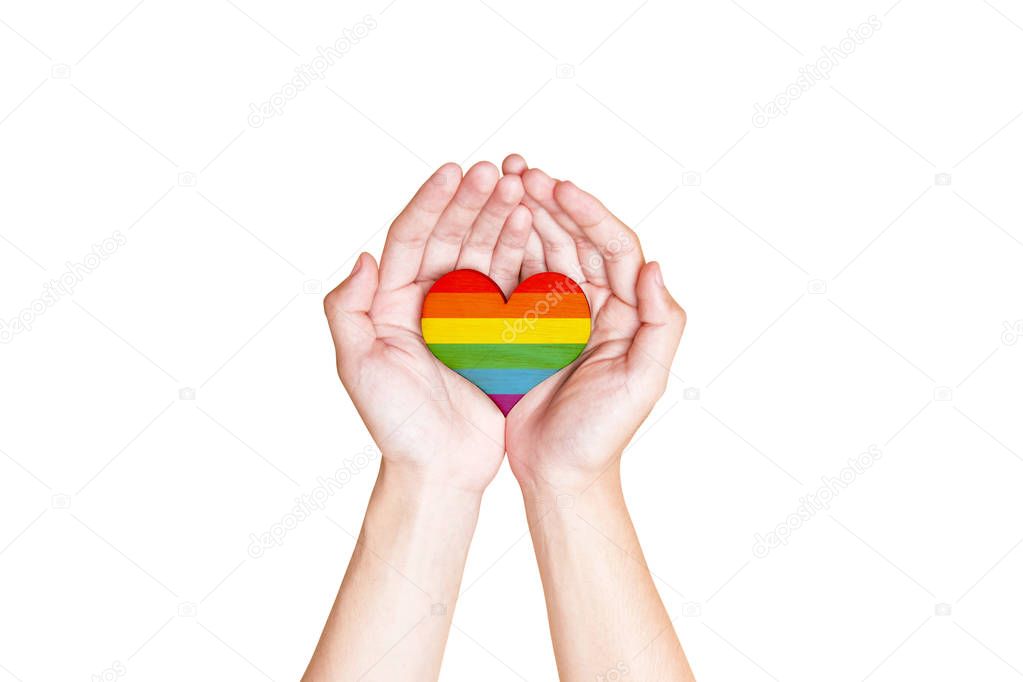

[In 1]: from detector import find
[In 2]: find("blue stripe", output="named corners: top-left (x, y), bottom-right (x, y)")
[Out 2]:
top-left (454, 368), bottom-right (559, 394)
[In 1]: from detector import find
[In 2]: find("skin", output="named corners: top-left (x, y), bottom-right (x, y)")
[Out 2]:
top-left (503, 155), bottom-right (695, 681)
top-left (307, 156), bottom-right (694, 681)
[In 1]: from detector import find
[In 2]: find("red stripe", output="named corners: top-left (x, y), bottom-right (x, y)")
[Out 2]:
top-left (513, 272), bottom-right (584, 294)
top-left (428, 270), bottom-right (502, 293)
top-left (427, 270), bottom-right (584, 297)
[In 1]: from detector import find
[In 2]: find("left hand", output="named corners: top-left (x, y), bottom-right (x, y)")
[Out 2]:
top-left (499, 157), bottom-right (687, 492)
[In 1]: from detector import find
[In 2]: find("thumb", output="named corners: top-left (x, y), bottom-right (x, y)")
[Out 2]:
top-left (626, 261), bottom-right (686, 395)
top-left (324, 253), bottom-right (379, 367)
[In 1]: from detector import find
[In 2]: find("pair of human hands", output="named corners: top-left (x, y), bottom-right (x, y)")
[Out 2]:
top-left (324, 154), bottom-right (686, 498)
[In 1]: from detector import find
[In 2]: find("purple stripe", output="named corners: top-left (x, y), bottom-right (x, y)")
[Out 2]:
top-left (489, 393), bottom-right (524, 416)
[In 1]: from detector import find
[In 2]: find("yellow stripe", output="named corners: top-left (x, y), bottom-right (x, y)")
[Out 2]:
top-left (421, 317), bottom-right (591, 344)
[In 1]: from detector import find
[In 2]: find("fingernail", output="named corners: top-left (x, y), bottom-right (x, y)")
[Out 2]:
top-left (350, 255), bottom-right (363, 276)
top-left (651, 261), bottom-right (664, 288)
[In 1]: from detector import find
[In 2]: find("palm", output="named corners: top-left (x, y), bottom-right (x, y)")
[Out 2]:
top-left (352, 284), bottom-right (505, 490)
top-left (506, 284), bottom-right (649, 486)
top-left (325, 161), bottom-right (532, 493)
top-left (496, 161), bottom-right (685, 492)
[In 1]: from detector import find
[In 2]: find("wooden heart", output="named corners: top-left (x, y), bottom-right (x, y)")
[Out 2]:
top-left (421, 270), bottom-right (591, 415)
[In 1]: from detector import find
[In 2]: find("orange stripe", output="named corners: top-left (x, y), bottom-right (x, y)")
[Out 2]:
top-left (422, 292), bottom-right (590, 318)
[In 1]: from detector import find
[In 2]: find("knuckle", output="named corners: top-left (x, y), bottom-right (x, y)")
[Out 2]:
top-left (463, 235), bottom-right (493, 252)
top-left (542, 236), bottom-right (573, 253)
top-left (323, 290), bottom-right (339, 316)
top-left (490, 261), bottom-right (515, 279)
top-left (498, 230), bottom-right (528, 248)
top-left (669, 302), bottom-right (687, 328)
top-left (432, 227), bottom-right (467, 246)
top-left (596, 229), bottom-right (638, 263)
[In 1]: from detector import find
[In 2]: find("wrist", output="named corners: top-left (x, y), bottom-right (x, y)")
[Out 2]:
top-left (519, 466), bottom-right (639, 578)
top-left (375, 435), bottom-right (502, 497)
top-left (518, 463), bottom-right (625, 524)
top-left (356, 461), bottom-right (484, 605)
top-left (514, 450), bottom-right (623, 495)
top-left (375, 459), bottom-right (485, 515)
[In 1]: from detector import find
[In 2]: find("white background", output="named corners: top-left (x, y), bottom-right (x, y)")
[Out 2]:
top-left (2, 1), bottom-right (1023, 680)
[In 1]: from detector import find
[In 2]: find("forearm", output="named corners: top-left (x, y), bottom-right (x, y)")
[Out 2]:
top-left (521, 468), bottom-right (695, 682)
top-left (303, 462), bottom-right (482, 681)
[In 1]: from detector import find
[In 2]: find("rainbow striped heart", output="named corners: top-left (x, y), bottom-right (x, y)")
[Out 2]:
top-left (421, 270), bottom-right (591, 415)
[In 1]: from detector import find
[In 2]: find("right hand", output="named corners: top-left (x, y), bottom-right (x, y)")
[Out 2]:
top-left (323, 162), bottom-right (531, 494)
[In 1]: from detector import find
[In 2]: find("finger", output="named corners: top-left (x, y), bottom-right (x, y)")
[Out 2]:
top-left (510, 169), bottom-right (568, 277)
top-left (521, 228), bottom-right (546, 279)
top-left (522, 169), bottom-right (607, 286)
top-left (455, 174), bottom-right (524, 273)
top-left (553, 180), bottom-right (643, 305)
top-left (324, 253), bottom-right (380, 377)
top-left (626, 262), bottom-right (686, 395)
top-left (517, 172), bottom-right (582, 280)
top-left (489, 204), bottom-right (532, 296)
top-left (529, 204), bottom-right (584, 280)
top-left (502, 153), bottom-right (528, 175)
top-left (418, 161), bottom-right (500, 282)
top-left (377, 163), bottom-right (462, 292)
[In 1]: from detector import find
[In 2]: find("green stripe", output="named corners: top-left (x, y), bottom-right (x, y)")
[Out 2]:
top-left (427, 343), bottom-right (585, 369)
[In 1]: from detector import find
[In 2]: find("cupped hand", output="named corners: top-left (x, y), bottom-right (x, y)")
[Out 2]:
top-left (500, 156), bottom-right (687, 492)
top-left (323, 161), bottom-right (532, 493)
